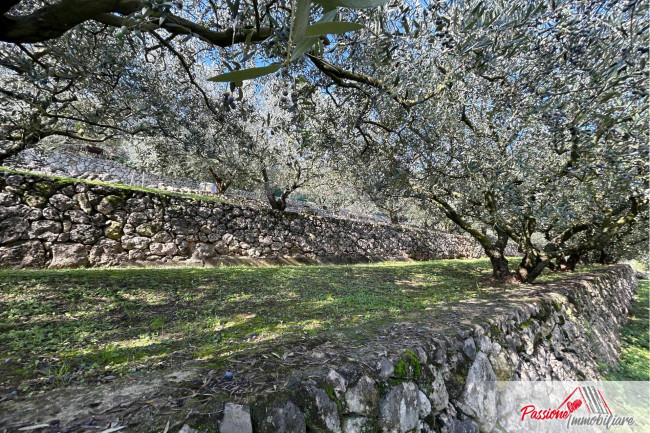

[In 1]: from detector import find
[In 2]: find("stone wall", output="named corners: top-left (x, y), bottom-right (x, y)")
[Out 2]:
top-left (2, 149), bottom-right (442, 228)
top-left (175, 265), bottom-right (637, 433)
top-left (0, 266), bottom-right (637, 432)
top-left (0, 171), bottom-right (501, 268)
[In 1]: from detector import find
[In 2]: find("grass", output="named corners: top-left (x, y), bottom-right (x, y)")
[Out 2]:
top-left (0, 166), bottom-right (231, 205)
top-left (0, 258), bottom-right (491, 393)
top-left (601, 280), bottom-right (649, 381)
top-left (0, 258), bottom-right (605, 395)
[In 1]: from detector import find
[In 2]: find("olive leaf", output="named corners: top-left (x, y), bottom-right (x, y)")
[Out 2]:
top-left (305, 21), bottom-right (364, 36)
top-left (293, 0), bottom-right (311, 42)
top-left (313, 0), bottom-right (389, 9)
top-left (290, 9), bottom-right (339, 61)
top-left (208, 64), bottom-right (282, 82)
top-left (291, 36), bottom-right (320, 61)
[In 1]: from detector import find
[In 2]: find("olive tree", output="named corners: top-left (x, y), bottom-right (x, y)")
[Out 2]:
top-left (0, 24), bottom-right (149, 161)
top-left (228, 76), bottom-right (336, 210)
top-left (1, 0), bottom-right (390, 162)
top-left (318, 0), bottom-right (648, 281)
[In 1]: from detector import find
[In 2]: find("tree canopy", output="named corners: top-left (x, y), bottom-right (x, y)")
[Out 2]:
top-left (1, 0), bottom-right (647, 282)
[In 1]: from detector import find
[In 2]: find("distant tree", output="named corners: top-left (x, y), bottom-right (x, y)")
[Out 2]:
top-left (349, 150), bottom-right (411, 224)
top-left (233, 77), bottom-right (336, 210)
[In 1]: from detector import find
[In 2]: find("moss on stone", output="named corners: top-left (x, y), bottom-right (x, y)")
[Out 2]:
top-left (393, 350), bottom-right (422, 380)
top-left (519, 318), bottom-right (535, 330)
top-left (104, 221), bottom-right (124, 240)
top-left (489, 324), bottom-right (503, 337)
top-left (136, 223), bottom-right (157, 237)
top-left (493, 367), bottom-right (514, 382)
top-left (55, 178), bottom-right (75, 189)
top-left (448, 367), bottom-right (469, 396)
top-left (418, 380), bottom-right (434, 398)
top-left (323, 384), bottom-right (344, 413)
top-left (394, 360), bottom-right (407, 377)
top-left (456, 361), bottom-right (469, 378)
top-left (105, 194), bottom-right (127, 207)
top-left (583, 320), bottom-right (598, 345)
top-left (22, 190), bottom-right (47, 208)
top-left (376, 381), bottom-right (391, 397)
top-left (33, 181), bottom-right (58, 197)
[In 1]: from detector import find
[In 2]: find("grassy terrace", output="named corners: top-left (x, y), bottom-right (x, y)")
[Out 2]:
top-left (0, 166), bottom-right (231, 205)
top-left (0, 258), bottom-right (492, 394)
top-left (0, 258), bottom-right (608, 395)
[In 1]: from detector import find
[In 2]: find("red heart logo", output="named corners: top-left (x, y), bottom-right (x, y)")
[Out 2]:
top-left (567, 400), bottom-right (582, 413)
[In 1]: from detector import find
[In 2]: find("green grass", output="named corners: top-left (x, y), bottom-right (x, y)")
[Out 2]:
top-left (0, 258), bottom-right (492, 393)
top-left (0, 166), bottom-right (231, 205)
top-left (601, 280), bottom-right (649, 381)
top-left (0, 258), bottom-right (604, 394)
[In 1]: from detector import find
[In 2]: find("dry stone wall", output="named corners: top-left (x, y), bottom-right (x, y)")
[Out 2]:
top-left (0, 266), bottom-right (636, 432)
top-left (0, 171), bottom-right (496, 268)
top-left (179, 266), bottom-right (638, 433)
top-left (2, 149), bottom-right (448, 227)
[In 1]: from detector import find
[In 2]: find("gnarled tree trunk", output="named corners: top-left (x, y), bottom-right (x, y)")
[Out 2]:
top-left (516, 251), bottom-right (549, 283)
top-left (422, 192), bottom-right (515, 280)
top-left (514, 217), bottom-right (549, 283)
top-left (488, 226), bottom-right (510, 279)
top-left (596, 249), bottom-right (614, 264)
top-left (207, 167), bottom-right (232, 194)
top-left (266, 191), bottom-right (288, 211)
top-left (489, 252), bottom-right (510, 279)
top-left (565, 253), bottom-right (581, 271)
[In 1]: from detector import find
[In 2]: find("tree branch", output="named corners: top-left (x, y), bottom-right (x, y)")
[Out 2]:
top-left (1, 0), bottom-right (140, 43)
top-left (96, 12), bottom-right (272, 47)
top-left (149, 31), bottom-right (221, 117)
top-left (308, 54), bottom-right (447, 109)
top-left (1, 0), bottom-right (272, 46)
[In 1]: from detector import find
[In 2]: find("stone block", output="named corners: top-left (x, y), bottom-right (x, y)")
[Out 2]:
top-left (49, 243), bottom-right (89, 269)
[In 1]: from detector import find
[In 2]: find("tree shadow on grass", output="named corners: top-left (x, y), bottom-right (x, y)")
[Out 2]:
top-left (0, 259), bottom-right (498, 392)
